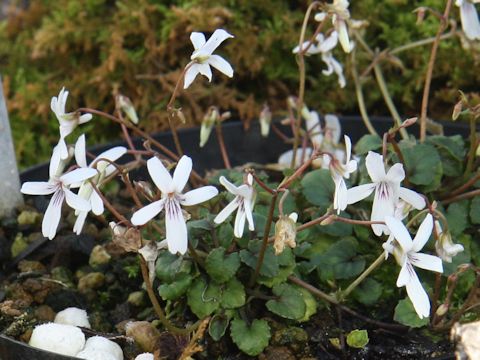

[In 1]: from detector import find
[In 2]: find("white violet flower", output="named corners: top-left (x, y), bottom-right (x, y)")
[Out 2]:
top-left (385, 214), bottom-right (443, 319)
top-left (330, 135), bottom-right (357, 214)
top-left (72, 135), bottom-right (127, 234)
top-left (315, 0), bottom-right (353, 53)
top-left (434, 220), bottom-right (464, 263)
top-left (347, 151), bottom-right (426, 236)
top-left (184, 29), bottom-right (234, 89)
top-left (456, 0), bottom-right (480, 40)
top-left (214, 174), bottom-right (256, 238)
top-left (51, 87), bottom-right (93, 159)
top-left (131, 155), bottom-right (218, 255)
top-left (21, 145), bottom-right (97, 239)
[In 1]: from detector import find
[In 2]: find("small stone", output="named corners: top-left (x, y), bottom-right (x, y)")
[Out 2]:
top-left (34, 305), bottom-right (56, 322)
top-left (18, 260), bottom-right (46, 273)
top-left (452, 320), bottom-right (480, 360)
top-left (83, 336), bottom-right (124, 360)
top-left (51, 267), bottom-right (75, 288)
top-left (29, 323), bottom-right (85, 357)
top-left (89, 245), bottom-right (112, 267)
top-left (17, 210), bottom-right (41, 226)
top-left (135, 354), bottom-right (154, 360)
top-left (127, 291), bottom-right (145, 307)
top-left (272, 326), bottom-right (309, 353)
top-left (78, 272), bottom-right (105, 293)
top-left (55, 307), bottom-right (91, 328)
top-left (10, 233), bottom-right (28, 258)
top-left (260, 346), bottom-right (296, 360)
top-left (125, 321), bottom-right (161, 353)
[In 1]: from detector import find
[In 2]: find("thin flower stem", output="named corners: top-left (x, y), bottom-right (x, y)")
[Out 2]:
top-left (388, 136), bottom-right (411, 186)
top-left (250, 172), bottom-right (276, 195)
top-left (296, 212), bottom-right (332, 232)
top-left (78, 108), bottom-right (206, 185)
top-left (215, 123), bottom-right (231, 169)
top-left (447, 273), bottom-right (480, 327)
top-left (278, 190), bottom-right (290, 216)
top-left (442, 189), bottom-right (480, 205)
top-left (351, 49), bottom-right (378, 136)
top-left (332, 215), bottom-right (385, 226)
top-left (165, 63), bottom-right (196, 157)
top-left (271, 123), bottom-right (291, 142)
top-left (288, 275), bottom-right (408, 332)
top-left (340, 252), bottom-right (385, 300)
top-left (249, 191), bottom-right (278, 287)
top-left (373, 63), bottom-right (408, 140)
top-left (446, 171), bottom-right (480, 198)
top-left (419, 0), bottom-right (453, 142)
top-left (389, 31), bottom-right (457, 55)
top-left (89, 181), bottom-right (131, 225)
top-left (291, 1), bottom-right (321, 168)
top-left (139, 257), bottom-right (201, 335)
top-left (279, 150), bottom-right (319, 190)
top-left (464, 116), bottom-right (478, 177)
top-left (431, 273), bottom-right (443, 320)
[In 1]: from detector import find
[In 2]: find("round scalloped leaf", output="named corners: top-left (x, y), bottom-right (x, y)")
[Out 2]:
top-left (209, 314), bottom-right (230, 341)
top-left (230, 318), bottom-right (271, 356)
top-left (346, 329), bottom-right (369, 348)
top-left (221, 278), bottom-right (246, 309)
top-left (187, 278), bottom-right (221, 319)
top-left (266, 283), bottom-right (306, 320)
top-left (157, 273), bottom-right (192, 301)
top-left (393, 298), bottom-right (429, 328)
top-left (205, 248), bottom-right (241, 283)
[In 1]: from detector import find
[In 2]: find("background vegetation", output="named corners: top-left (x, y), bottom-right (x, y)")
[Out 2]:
top-left (1, 0), bottom-right (479, 167)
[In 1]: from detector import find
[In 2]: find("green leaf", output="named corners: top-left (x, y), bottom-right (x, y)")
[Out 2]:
top-left (426, 135), bottom-right (465, 177)
top-left (352, 278), bottom-right (382, 306)
top-left (346, 329), bottom-right (369, 348)
top-left (187, 278), bottom-right (221, 318)
top-left (393, 298), bottom-right (429, 328)
top-left (297, 287), bottom-right (318, 322)
top-left (221, 278), bottom-right (246, 309)
top-left (157, 273), bottom-right (192, 301)
top-left (230, 318), bottom-right (271, 356)
top-left (354, 134), bottom-right (382, 155)
top-left (240, 241), bottom-right (279, 278)
top-left (470, 196), bottom-right (480, 224)
top-left (446, 201), bottom-right (469, 237)
top-left (205, 248), bottom-right (241, 283)
top-left (313, 238), bottom-right (365, 281)
top-left (300, 169), bottom-right (334, 211)
top-left (399, 142), bottom-right (442, 191)
top-left (155, 252), bottom-right (191, 283)
top-left (217, 223), bottom-right (234, 248)
top-left (209, 314), bottom-right (230, 341)
top-left (266, 283), bottom-right (306, 320)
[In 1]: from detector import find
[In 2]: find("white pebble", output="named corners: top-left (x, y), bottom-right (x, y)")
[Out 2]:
top-left (135, 353), bottom-right (154, 360)
top-left (54, 307), bottom-right (91, 328)
top-left (83, 336), bottom-right (124, 360)
top-left (76, 348), bottom-right (119, 360)
top-left (29, 323), bottom-right (85, 357)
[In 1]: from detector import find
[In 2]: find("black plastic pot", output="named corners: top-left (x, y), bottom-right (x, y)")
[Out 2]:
top-left (6, 117), bottom-right (464, 360)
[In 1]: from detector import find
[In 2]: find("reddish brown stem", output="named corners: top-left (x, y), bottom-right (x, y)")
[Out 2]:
top-left (419, 0), bottom-right (453, 142)
top-left (215, 123), bottom-right (231, 169)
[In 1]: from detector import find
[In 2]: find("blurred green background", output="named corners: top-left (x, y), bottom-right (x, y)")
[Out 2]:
top-left (1, 0), bottom-right (479, 168)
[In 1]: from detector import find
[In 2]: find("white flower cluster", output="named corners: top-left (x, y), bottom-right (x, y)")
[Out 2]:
top-left (21, 89), bottom-right (127, 240)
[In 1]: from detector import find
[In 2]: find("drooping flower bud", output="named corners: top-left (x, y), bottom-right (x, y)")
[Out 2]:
top-left (116, 94), bottom-right (139, 124)
top-left (274, 212), bottom-right (298, 255)
top-left (200, 107), bottom-right (220, 147)
top-left (452, 100), bottom-right (463, 121)
top-left (434, 221), bottom-right (464, 263)
top-left (259, 104), bottom-right (272, 137)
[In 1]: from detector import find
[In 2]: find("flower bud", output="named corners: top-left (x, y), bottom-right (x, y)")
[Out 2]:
top-left (134, 181), bottom-right (156, 199)
top-left (452, 100), bottom-right (463, 121)
top-left (259, 104), bottom-right (272, 137)
top-left (435, 303), bottom-right (449, 317)
top-left (116, 94), bottom-right (139, 124)
top-left (273, 213), bottom-right (298, 255)
top-left (434, 221), bottom-right (464, 263)
top-left (200, 107), bottom-right (220, 147)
